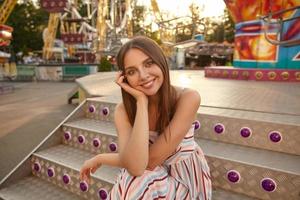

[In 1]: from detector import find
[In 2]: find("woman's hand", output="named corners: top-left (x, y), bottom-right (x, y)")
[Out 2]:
top-left (115, 71), bottom-right (148, 103)
top-left (80, 157), bottom-right (102, 183)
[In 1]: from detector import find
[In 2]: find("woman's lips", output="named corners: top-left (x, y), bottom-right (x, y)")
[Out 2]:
top-left (141, 78), bottom-right (155, 89)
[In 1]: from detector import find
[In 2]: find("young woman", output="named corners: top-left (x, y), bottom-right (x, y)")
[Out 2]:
top-left (80, 36), bottom-right (211, 199)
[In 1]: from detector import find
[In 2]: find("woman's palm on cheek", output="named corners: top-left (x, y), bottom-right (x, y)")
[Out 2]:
top-left (115, 72), bottom-right (148, 101)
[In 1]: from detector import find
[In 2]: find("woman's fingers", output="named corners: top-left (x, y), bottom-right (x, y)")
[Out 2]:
top-left (80, 167), bottom-right (91, 183)
top-left (114, 71), bottom-right (147, 101)
top-left (91, 167), bottom-right (97, 173)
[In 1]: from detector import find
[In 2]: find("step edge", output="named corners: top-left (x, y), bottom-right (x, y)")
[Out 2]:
top-left (198, 138), bottom-right (300, 175)
top-left (33, 145), bottom-right (118, 184)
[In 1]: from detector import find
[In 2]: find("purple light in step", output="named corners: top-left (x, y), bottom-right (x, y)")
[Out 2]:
top-left (269, 131), bottom-right (282, 143)
top-left (240, 127), bottom-right (252, 138)
top-left (47, 167), bottom-right (55, 177)
top-left (193, 120), bottom-right (201, 130)
top-left (98, 188), bottom-right (108, 200)
top-left (261, 178), bottom-right (277, 192)
top-left (227, 170), bottom-right (240, 183)
top-left (214, 123), bottom-right (225, 134)
top-left (64, 131), bottom-right (72, 141)
top-left (80, 181), bottom-right (89, 192)
top-left (78, 135), bottom-right (86, 144)
top-left (62, 174), bottom-right (71, 184)
top-left (101, 107), bottom-right (110, 116)
top-left (89, 105), bottom-right (96, 113)
top-left (33, 162), bottom-right (41, 172)
top-left (93, 138), bottom-right (101, 148)
top-left (109, 142), bottom-right (117, 152)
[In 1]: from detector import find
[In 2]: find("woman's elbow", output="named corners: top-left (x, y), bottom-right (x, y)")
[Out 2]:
top-left (127, 168), bottom-right (146, 177)
top-left (121, 159), bottom-right (147, 176)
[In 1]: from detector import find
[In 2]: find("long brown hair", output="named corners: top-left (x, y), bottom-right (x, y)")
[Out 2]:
top-left (116, 36), bottom-right (177, 137)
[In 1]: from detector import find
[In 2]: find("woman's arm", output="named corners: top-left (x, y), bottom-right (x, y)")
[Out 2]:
top-left (80, 153), bottom-right (122, 183)
top-left (91, 153), bottom-right (123, 167)
top-left (114, 101), bottom-right (149, 176)
top-left (147, 89), bottom-right (200, 170)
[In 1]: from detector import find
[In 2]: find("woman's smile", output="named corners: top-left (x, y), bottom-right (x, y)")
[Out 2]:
top-left (140, 78), bottom-right (156, 89)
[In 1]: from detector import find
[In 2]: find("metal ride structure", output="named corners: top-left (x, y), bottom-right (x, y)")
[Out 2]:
top-left (205, 0), bottom-right (300, 81)
top-left (0, 0), bottom-right (17, 80)
top-left (0, 0), bottom-right (16, 53)
top-left (41, 0), bottom-right (134, 63)
top-left (0, 0), bottom-right (17, 27)
top-left (149, 0), bottom-right (207, 61)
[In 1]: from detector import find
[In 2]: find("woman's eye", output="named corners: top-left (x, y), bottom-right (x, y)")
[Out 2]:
top-left (145, 60), bottom-right (154, 67)
top-left (126, 70), bottom-right (136, 76)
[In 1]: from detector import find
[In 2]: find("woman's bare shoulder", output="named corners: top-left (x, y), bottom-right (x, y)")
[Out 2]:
top-left (174, 86), bottom-right (201, 105)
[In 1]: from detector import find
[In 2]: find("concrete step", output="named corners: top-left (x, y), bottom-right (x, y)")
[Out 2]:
top-left (198, 138), bottom-right (300, 200)
top-left (31, 145), bottom-right (119, 200)
top-left (62, 119), bottom-right (118, 154)
top-left (196, 106), bottom-right (300, 156)
top-left (85, 97), bottom-right (300, 155)
top-left (0, 176), bottom-right (258, 200)
top-left (61, 117), bottom-right (300, 199)
top-left (0, 176), bottom-right (83, 200)
top-left (212, 188), bottom-right (258, 200)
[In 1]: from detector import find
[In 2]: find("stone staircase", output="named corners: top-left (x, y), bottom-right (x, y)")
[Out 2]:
top-left (0, 96), bottom-right (299, 200)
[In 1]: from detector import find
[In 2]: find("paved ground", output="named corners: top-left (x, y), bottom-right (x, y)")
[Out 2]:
top-left (0, 82), bottom-right (77, 180)
top-left (77, 70), bottom-right (300, 116)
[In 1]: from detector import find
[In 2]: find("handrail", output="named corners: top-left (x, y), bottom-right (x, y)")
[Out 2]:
top-left (260, 6), bottom-right (300, 47)
top-left (0, 99), bottom-right (87, 186)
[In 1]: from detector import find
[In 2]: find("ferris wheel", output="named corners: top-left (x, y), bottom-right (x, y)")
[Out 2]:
top-left (41, 0), bottom-right (134, 62)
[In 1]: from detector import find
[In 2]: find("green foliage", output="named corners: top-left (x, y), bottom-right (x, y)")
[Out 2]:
top-left (6, 1), bottom-right (49, 55)
top-left (203, 8), bottom-right (235, 43)
top-left (224, 8), bottom-right (235, 43)
top-left (98, 57), bottom-right (112, 72)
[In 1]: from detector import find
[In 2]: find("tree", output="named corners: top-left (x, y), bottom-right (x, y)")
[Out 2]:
top-left (224, 8), bottom-right (235, 43)
top-left (6, 1), bottom-right (48, 55)
top-left (203, 9), bottom-right (235, 43)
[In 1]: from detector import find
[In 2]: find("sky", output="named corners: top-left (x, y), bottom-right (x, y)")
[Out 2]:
top-left (137, 0), bottom-right (226, 18)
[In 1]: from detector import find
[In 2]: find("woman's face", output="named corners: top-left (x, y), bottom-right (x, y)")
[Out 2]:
top-left (123, 48), bottom-right (164, 96)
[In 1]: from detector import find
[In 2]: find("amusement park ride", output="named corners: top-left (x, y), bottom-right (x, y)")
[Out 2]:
top-left (0, 0), bottom-right (16, 55)
top-left (41, 0), bottom-right (134, 62)
top-left (205, 0), bottom-right (300, 81)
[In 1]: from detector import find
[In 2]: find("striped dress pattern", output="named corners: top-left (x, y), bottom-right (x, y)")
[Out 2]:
top-left (109, 125), bottom-right (212, 200)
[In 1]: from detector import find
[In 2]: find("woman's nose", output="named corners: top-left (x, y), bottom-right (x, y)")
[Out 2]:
top-left (139, 68), bottom-right (149, 80)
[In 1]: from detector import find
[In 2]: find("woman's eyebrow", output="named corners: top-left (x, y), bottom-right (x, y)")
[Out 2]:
top-left (124, 66), bottom-right (136, 71)
top-left (125, 57), bottom-right (152, 69)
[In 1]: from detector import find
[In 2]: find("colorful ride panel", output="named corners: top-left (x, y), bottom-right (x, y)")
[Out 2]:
top-left (224, 0), bottom-right (300, 69)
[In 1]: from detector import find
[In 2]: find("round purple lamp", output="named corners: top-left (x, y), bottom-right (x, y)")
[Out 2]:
top-left (47, 167), bottom-right (55, 177)
top-left (227, 170), bottom-right (240, 183)
top-left (193, 120), bottom-right (201, 130)
top-left (214, 123), bottom-right (225, 134)
top-left (64, 131), bottom-right (72, 141)
top-left (89, 105), bottom-right (96, 113)
top-left (240, 127), bottom-right (252, 138)
top-left (33, 162), bottom-right (41, 172)
top-left (261, 178), bottom-right (277, 192)
top-left (98, 188), bottom-right (108, 200)
top-left (78, 135), bottom-right (86, 144)
top-left (93, 138), bottom-right (101, 148)
top-left (109, 142), bottom-right (117, 152)
top-left (101, 107), bottom-right (110, 116)
top-left (62, 174), bottom-right (71, 184)
top-left (79, 181), bottom-right (89, 192)
top-left (269, 131), bottom-right (282, 143)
